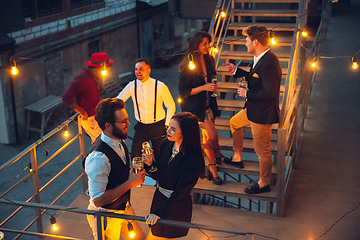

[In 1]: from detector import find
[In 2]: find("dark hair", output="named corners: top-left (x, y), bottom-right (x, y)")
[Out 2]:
top-left (179, 31), bottom-right (215, 75)
top-left (172, 112), bottom-right (205, 178)
top-left (136, 58), bottom-right (152, 68)
top-left (242, 25), bottom-right (269, 46)
top-left (95, 98), bottom-right (125, 130)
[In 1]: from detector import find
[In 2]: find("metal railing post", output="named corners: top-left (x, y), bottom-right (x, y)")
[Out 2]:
top-left (276, 128), bottom-right (286, 217)
top-left (77, 115), bottom-right (87, 192)
top-left (29, 147), bottom-right (43, 233)
top-left (96, 214), bottom-right (105, 240)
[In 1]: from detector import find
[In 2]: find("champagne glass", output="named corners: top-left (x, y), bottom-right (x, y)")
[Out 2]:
top-left (236, 77), bottom-right (247, 97)
top-left (237, 76), bottom-right (247, 89)
top-left (132, 157), bottom-right (144, 187)
top-left (211, 76), bottom-right (218, 97)
top-left (142, 141), bottom-right (157, 172)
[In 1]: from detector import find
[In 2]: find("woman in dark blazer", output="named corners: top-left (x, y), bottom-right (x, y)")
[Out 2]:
top-left (144, 112), bottom-right (205, 239)
top-left (178, 31), bottom-right (222, 185)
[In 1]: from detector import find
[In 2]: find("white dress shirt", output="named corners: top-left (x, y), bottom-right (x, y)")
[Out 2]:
top-left (117, 78), bottom-right (176, 126)
top-left (233, 48), bottom-right (270, 75)
top-left (85, 133), bottom-right (126, 208)
top-left (253, 48), bottom-right (270, 68)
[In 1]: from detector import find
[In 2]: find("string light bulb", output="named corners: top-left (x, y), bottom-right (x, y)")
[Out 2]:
top-left (101, 62), bottom-right (108, 76)
top-left (10, 58), bottom-right (19, 75)
top-left (177, 98), bottom-right (182, 103)
top-left (188, 53), bottom-right (195, 70)
top-left (311, 58), bottom-right (317, 68)
top-left (352, 56), bottom-right (358, 69)
top-left (269, 31), bottom-right (276, 45)
top-left (28, 162), bottom-right (33, 173)
top-left (220, 10), bottom-right (226, 18)
top-left (127, 222), bottom-right (135, 238)
top-left (50, 216), bottom-right (59, 231)
top-left (301, 30), bottom-right (308, 37)
top-left (64, 125), bottom-right (69, 137)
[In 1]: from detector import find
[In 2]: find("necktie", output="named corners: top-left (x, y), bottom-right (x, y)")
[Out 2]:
top-left (118, 142), bottom-right (126, 164)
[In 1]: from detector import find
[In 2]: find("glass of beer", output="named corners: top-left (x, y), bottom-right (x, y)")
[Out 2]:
top-left (132, 157), bottom-right (143, 187)
top-left (142, 141), bottom-right (157, 172)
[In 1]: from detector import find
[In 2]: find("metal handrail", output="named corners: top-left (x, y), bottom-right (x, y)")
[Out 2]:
top-left (0, 113), bottom-right (87, 239)
top-left (0, 199), bottom-right (253, 239)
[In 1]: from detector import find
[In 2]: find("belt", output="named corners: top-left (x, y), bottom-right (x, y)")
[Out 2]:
top-left (157, 183), bottom-right (173, 198)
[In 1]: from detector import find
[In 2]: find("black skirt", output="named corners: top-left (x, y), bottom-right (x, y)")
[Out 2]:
top-left (150, 189), bottom-right (192, 238)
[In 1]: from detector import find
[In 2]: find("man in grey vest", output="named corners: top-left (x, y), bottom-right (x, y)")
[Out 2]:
top-left (117, 58), bottom-right (175, 160)
top-left (84, 98), bottom-right (145, 240)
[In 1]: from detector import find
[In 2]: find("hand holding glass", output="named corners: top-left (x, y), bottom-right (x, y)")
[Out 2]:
top-left (132, 157), bottom-right (144, 187)
top-left (211, 76), bottom-right (218, 97)
top-left (142, 141), bottom-right (157, 172)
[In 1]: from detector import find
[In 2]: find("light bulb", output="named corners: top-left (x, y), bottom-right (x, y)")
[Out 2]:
top-left (188, 53), bottom-right (195, 70)
top-left (188, 60), bottom-right (195, 70)
top-left (269, 31), bottom-right (276, 45)
top-left (101, 62), bottom-right (107, 76)
top-left (11, 66), bottom-right (19, 75)
top-left (311, 59), bottom-right (317, 68)
top-left (220, 11), bottom-right (226, 18)
top-left (177, 98), bottom-right (182, 103)
top-left (64, 125), bottom-right (69, 137)
top-left (352, 56), bottom-right (358, 69)
top-left (50, 216), bottom-right (59, 231)
top-left (127, 222), bottom-right (135, 238)
top-left (301, 31), bottom-right (307, 37)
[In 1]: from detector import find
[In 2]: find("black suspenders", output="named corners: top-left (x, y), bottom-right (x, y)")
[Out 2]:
top-left (134, 79), bottom-right (158, 123)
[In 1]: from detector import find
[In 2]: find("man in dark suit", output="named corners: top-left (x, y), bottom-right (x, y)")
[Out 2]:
top-left (223, 25), bottom-right (281, 194)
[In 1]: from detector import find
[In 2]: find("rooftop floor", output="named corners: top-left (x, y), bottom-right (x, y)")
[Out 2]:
top-left (2, 1), bottom-right (360, 240)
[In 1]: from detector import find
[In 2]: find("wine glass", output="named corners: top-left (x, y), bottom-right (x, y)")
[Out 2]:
top-left (132, 157), bottom-right (144, 187)
top-left (211, 76), bottom-right (218, 97)
top-left (237, 76), bottom-right (247, 89)
top-left (142, 141), bottom-right (157, 172)
top-left (236, 77), bottom-right (247, 97)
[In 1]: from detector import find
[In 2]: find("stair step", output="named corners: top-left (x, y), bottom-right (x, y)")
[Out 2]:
top-left (234, 9), bottom-right (298, 17)
top-left (217, 66), bottom-right (288, 77)
top-left (215, 117), bottom-right (279, 132)
top-left (217, 99), bottom-right (245, 111)
top-left (193, 178), bottom-right (277, 202)
top-left (217, 81), bottom-right (286, 93)
top-left (219, 136), bottom-right (278, 152)
top-left (235, 0), bottom-right (300, 2)
top-left (224, 36), bottom-right (294, 47)
top-left (217, 98), bottom-right (282, 112)
top-left (215, 160), bottom-right (278, 176)
top-left (229, 22), bottom-right (296, 32)
top-left (220, 51), bottom-right (290, 61)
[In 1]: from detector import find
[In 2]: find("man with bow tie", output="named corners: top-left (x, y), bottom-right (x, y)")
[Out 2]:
top-left (223, 25), bottom-right (281, 194)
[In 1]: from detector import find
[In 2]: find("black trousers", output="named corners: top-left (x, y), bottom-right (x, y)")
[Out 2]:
top-left (131, 119), bottom-right (166, 161)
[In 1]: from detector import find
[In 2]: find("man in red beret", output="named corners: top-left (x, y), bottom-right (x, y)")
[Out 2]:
top-left (62, 52), bottom-right (114, 143)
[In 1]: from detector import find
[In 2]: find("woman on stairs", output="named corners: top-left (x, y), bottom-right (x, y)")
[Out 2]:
top-left (178, 31), bottom-right (223, 185)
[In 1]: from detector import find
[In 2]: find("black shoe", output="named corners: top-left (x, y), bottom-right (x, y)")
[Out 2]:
top-left (244, 183), bottom-right (270, 194)
top-left (223, 157), bottom-right (244, 168)
top-left (215, 156), bottom-right (222, 164)
top-left (206, 169), bottom-right (223, 185)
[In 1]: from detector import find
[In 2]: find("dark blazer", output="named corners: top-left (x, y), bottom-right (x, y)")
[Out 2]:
top-left (179, 54), bottom-right (219, 121)
top-left (234, 50), bottom-right (281, 124)
top-left (147, 139), bottom-right (203, 238)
